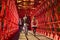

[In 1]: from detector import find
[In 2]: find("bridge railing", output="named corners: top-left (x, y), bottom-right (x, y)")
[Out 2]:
top-left (36, 27), bottom-right (60, 40)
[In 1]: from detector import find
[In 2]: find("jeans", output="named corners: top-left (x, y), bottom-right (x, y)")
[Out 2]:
top-left (24, 26), bottom-right (28, 35)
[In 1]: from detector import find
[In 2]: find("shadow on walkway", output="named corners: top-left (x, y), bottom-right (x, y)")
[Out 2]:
top-left (8, 29), bottom-right (20, 40)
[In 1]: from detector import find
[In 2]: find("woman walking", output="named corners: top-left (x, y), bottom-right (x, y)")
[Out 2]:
top-left (31, 16), bottom-right (38, 36)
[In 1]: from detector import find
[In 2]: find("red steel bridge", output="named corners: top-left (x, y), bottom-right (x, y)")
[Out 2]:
top-left (0, 0), bottom-right (60, 40)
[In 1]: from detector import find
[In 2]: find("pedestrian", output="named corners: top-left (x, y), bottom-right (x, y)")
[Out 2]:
top-left (19, 18), bottom-right (23, 32)
top-left (23, 14), bottom-right (29, 35)
top-left (31, 16), bottom-right (38, 36)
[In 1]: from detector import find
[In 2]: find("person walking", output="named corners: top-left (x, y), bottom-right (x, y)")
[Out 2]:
top-left (19, 18), bottom-right (23, 32)
top-left (31, 16), bottom-right (38, 36)
top-left (23, 14), bottom-right (29, 35)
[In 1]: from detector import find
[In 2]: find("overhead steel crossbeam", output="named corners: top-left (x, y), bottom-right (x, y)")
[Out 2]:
top-left (34, 0), bottom-right (57, 17)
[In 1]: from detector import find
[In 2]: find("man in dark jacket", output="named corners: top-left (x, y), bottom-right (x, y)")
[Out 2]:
top-left (19, 18), bottom-right (23, 32)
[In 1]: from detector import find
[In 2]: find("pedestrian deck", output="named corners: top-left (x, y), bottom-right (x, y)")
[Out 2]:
top-left (18, 31), bottom-right (53, 40)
